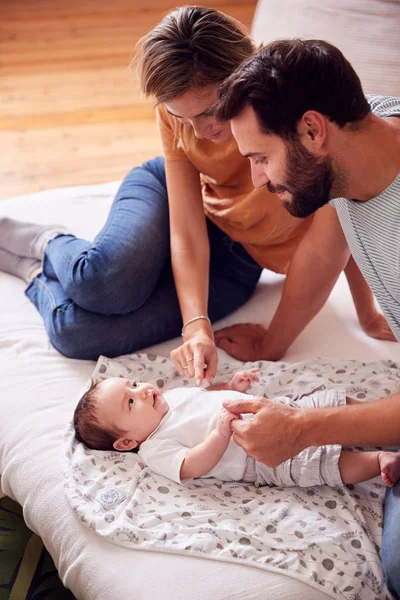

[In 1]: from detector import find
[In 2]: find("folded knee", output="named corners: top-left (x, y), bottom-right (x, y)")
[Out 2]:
top-left (48, 323), bottom-right (99, 360)
top-left (63, 265), bottom-right (153, 315)
top-left (45, 307), bottom-right (104, 359)
top-left (67, 284), bottom-right (148, 315)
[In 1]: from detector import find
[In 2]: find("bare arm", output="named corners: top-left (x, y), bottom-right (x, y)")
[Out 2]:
top-left (165, 159), bottom-right (218, 383)
top-left (206, 382), bottom-right (232, 391)
top-left (181, 370), bottom-right (259, 479)
top-left (180, 409), bottom-right (234, 479)
top-left (305, 392), bottom-right (400, 448)
top-left (222, 393), bottom-right (400, 468)
top-left (206, 368), bottom-right (260, 392)
top-left (215, 204), bottom-right (350, 360)
top-left (344, 255), bottom-right (396, 341)
top-left (264, 205), bottom-right (349, 357)
top-left (180, 430), bottom-right (230, 479)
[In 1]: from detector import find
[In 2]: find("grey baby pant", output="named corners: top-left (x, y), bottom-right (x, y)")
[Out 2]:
top-left (242, 388), bottom-right (345, 488)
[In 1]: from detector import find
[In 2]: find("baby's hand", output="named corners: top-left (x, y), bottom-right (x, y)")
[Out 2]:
top-left (217, 407), bottom-right (236, 438)
top-left (230, 368), bottom-right (260, 392)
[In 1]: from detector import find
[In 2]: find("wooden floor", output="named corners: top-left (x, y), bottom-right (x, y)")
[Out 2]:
top-left (0, 0), bottom-right (256, 200)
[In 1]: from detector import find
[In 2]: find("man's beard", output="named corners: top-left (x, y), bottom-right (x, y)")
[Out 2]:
top-left (267, 138), bottom-right (336, 219)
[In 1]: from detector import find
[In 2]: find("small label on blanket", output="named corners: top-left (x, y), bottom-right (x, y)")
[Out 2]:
top-left (99, 490), bottom-right (121, 506)
top-left (63, 354), bottom-right (398, 600)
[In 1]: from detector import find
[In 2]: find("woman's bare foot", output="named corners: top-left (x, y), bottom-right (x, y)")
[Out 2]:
top-left (379, 451), bottom-right (400, 487)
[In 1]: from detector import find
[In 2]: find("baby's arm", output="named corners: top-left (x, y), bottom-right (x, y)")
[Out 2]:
top-left (206, 368), bottom-right (260, 393)
top-left (180, 408), bottom-right (236, 480)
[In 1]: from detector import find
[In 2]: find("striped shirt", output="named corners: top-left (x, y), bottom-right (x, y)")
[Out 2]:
top-left (330, 95), bottom-right (400, 340)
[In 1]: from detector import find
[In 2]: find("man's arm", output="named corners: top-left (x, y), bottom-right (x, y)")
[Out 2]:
top-left (215, 205), bottom-right (350, 360)
top-left (344, 256), bottom-right (396, 341)
top-left (180, 409), bottom-right (234, 479)
top-left (222, 394), bottom-right (400, 467)
top-left (306, 393), bottom-right (400, 448)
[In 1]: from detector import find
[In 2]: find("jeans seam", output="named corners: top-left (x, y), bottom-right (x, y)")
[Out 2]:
top-left (35, 277), bottom-right (69, 315)
top-left (34, 276), bottom-right (57, 310)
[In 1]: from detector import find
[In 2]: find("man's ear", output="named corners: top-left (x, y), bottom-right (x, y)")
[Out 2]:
top-left (113, 437), bottom-right (138, 452)
top-left (297, 110), bottom-right (327, 153)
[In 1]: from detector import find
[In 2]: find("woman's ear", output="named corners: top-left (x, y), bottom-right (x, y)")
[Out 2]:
top-left (113, 437), bottom-right (138, 452)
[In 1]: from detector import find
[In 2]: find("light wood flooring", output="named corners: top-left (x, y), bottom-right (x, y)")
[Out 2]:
top-left (0, 0), bottom-right (256, 200)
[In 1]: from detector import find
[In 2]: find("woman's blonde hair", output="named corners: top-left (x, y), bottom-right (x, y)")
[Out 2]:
top-left (134, 5), bottom-right (255, 103)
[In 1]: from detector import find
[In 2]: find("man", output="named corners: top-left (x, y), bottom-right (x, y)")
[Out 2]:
top-left (215, 39), bottom-right (400, 598)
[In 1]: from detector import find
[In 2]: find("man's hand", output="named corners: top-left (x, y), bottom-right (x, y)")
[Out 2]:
top-left (223, 397), bottom-right (307, 466)
top-left (360, 311), bottom-right (397, 342)
top-left (214, 323), bottom-right (276, 361)
top-left (230, 368), bottom-right (260, 392)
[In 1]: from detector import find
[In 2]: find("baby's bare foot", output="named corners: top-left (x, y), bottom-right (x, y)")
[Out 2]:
top-left (379, 451), bottom-right (400, 487)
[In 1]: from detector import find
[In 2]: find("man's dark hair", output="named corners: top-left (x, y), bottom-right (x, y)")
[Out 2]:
top-left (216, 39), bottom-right (371, 139)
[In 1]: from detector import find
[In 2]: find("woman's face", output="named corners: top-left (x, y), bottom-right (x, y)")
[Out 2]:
top-left (164, 84), bottom-right (232, 144)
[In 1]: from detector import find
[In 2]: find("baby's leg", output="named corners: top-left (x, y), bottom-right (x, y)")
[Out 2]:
top-left (339, 450), bottom-right (380, 484)
top-left (339, 450), bottom-right (400, 486)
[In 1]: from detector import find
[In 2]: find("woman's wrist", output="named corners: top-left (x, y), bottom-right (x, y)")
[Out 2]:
top-left (181, 315), bottom-right (211, 336)
top-left (182, 318), bottom-right (214, 341)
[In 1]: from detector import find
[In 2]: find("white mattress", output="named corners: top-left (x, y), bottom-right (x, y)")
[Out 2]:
top-left (1, 182), bottom-right (399, 600)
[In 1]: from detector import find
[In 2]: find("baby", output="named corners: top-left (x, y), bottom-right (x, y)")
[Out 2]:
top-left (74, 368), bottom-right (400, 488)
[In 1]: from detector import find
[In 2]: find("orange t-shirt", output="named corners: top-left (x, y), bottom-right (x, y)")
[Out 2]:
top-left (157, 105), bottom-right (312, 274)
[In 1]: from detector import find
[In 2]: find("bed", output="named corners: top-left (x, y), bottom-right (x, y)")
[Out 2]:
top-left (1, 1), bottom-right (400, 598)
top-left (1, 179), bottom-right (399, 600)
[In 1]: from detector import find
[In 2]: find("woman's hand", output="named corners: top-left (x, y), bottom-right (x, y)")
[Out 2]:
top-left (171, 329), bottom-right (218, 385)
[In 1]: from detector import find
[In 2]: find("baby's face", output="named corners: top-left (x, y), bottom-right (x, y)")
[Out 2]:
top-left (96, 377), bottom-right (168, 449)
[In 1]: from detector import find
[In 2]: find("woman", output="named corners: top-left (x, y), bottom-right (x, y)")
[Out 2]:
top-left (0, 6), bottom-right (390, 381)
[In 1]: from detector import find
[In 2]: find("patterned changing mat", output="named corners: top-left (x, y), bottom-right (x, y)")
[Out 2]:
top-left (63, 354), bottom-right (399, 600)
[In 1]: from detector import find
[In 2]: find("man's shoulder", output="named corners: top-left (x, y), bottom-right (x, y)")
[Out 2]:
top-left (366, 95), bottom-right (400, 118)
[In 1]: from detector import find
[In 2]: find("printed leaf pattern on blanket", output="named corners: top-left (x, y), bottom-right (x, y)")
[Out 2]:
top-left (63, 354), bottom-right (399, 600)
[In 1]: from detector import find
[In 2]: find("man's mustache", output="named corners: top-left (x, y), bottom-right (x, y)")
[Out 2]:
top-left (267, 182), bottom-right (287, 194)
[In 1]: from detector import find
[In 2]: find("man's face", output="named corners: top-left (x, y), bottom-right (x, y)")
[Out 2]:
top-left (230, 104), bottom-right (335, 218)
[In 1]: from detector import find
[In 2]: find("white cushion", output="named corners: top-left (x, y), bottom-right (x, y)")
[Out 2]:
top-left (252, 0), bottom-right (400, 97)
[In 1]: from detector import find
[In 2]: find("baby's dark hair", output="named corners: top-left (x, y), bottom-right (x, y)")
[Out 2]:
top-left (73, 380), bottom-right (127, 451)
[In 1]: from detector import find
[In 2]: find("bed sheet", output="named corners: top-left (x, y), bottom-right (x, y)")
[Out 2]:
top-left (1, 183), bottom-right (399, 600)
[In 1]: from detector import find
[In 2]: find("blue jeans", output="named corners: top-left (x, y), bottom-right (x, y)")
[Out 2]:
top-left (382, 473), bottom-right (400, 598)
top-left (26, 156), bottom-right (262, 359)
